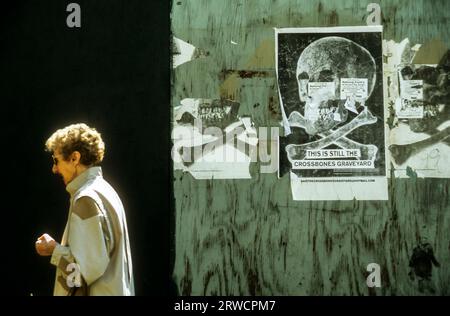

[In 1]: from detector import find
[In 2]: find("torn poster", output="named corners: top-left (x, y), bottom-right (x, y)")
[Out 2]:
top-left (172, 98), bottom-right (258, 179)
top-left (276, 26), bottom-right (388, 200)
top-left (385, 38), bottom-right (450, 178)
top-left (172, 37), bottom-right (207, 68)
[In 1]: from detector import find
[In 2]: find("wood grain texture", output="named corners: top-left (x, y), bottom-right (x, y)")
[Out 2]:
top-left (171, 0), bottom-right (450, 295)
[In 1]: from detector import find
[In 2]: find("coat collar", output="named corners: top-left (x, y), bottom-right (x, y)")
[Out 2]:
top-left (66, 166), bottom-right (103, 196)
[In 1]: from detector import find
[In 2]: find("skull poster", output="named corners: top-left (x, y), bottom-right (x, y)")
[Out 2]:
top-left (385, 38), bottom-right (450, 178)
top-left (276, 26), bottom-right (388, 200)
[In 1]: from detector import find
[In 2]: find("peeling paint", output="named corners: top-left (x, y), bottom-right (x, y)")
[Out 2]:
top-left (172, 37), bottom-right (208, 68)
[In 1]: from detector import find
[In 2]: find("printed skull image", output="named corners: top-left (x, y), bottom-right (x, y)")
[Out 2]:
top-left (296, 36), bottom-right (377, 135)
top-left (285, 36), bottom-right (380, 164)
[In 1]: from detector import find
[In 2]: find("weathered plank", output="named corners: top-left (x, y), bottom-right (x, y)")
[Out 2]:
top-left (171, 0), bottom-right (450, 295)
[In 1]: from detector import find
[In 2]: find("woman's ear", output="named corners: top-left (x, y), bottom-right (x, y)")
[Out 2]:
top-left (72, 151), bottom-right (81, 163)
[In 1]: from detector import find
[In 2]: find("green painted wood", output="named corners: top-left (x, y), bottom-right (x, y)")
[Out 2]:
top-left (171, 0), bottom-right (450, 295)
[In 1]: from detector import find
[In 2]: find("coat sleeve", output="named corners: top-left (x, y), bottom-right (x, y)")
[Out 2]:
top-left (50, 196), bottom-right (111, 287)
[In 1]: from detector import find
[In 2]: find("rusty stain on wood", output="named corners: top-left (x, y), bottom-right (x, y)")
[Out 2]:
top-left (218, 38), bottom-right (275, 100)
top-left (219, 69), bottom-right (270, 80)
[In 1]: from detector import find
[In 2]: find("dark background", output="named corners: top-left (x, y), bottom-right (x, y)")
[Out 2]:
top-left (1, 1), bottom-right (172, 295)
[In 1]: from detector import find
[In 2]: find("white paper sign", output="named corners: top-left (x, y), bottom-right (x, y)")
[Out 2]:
top-left (308, 82), bottom-right (335, 97)
top-left (395, 98), bottom-right (424, 119)
top-left (400, 80), bottom-right (423, 100)
top-left (340, 78), bottom-right (368, 100)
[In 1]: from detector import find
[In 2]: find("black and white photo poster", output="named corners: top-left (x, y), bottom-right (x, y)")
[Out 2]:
top-left (384, 38), bottom-right (450, 178)
top-left (276, 26), bottom-right (388, 200)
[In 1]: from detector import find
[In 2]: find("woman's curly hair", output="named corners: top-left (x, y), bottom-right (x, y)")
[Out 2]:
top-left (45, 123), bottom-right (105, 166)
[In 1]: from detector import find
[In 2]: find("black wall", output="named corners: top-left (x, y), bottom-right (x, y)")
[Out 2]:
top-left (1, 1), bottom-right (171, 296)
